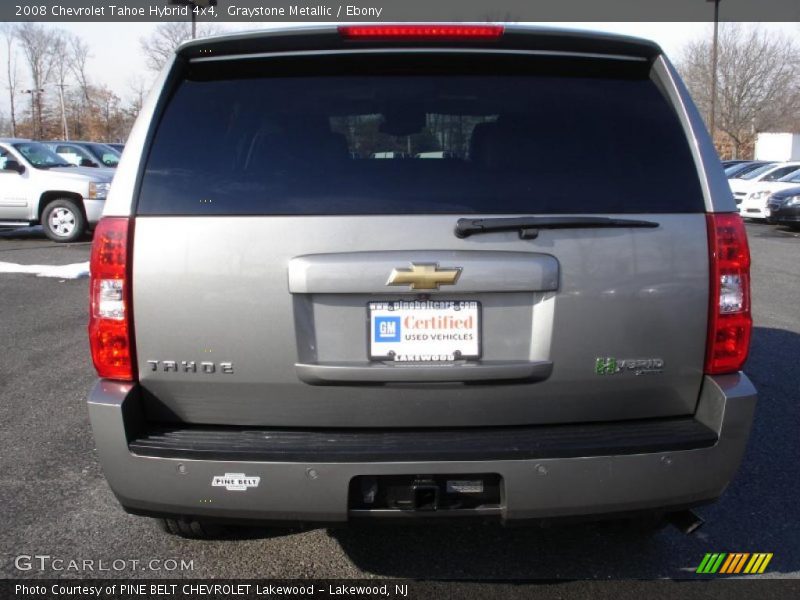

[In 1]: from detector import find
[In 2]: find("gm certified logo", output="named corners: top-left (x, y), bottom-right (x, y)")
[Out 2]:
top-left (386, 263), bottom-right (461, 290)
top-left (374, 316), bottom-right (402, 342)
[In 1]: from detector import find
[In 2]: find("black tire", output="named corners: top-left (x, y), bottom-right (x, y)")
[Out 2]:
top-left (41, 198), bottom-right (86, 243)
top-left (159, 518), bottom-right (226, 539)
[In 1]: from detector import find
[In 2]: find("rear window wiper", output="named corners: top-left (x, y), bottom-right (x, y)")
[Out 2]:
top-left (454, 216), bottom-right (660, 239)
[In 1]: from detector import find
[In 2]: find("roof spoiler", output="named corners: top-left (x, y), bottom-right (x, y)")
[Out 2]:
top-left (177, 24), bottom-right (663, 62)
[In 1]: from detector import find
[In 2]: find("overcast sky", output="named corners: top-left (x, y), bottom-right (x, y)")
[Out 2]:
top-left (0, 21), bottom-right (798, 116)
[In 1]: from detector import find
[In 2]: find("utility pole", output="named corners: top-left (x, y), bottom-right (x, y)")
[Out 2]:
top-left (707, 0), bottom-right (721, 150)
top-left (54, 83), bottom-right (69, 140)
top-left (21, 88), bottom-right (43, 138)
top-left (4, 30), bottom-right (18, 137)
top-left (8, 86), bottom-right (18, 137)
top-left (169, 0), bottom-right (218, 39)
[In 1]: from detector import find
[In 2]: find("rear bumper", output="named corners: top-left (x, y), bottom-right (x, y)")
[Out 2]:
top-left (88, 374), bottom-right (756, 523)
top-left (766, 205), bottom-right (800, 224)
top-left (738, 204), bottom-right (767, 219)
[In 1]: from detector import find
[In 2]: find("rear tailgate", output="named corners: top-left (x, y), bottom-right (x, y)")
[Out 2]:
top-left (130, 39), bottom-right (709, 428)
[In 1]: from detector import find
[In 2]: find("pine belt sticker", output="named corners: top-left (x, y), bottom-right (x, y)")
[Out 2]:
top-left (211, 473), bottom-right (260, 491)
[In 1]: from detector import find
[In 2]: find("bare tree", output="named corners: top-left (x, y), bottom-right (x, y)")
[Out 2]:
top-left (1, 24), bottom-right (19, 137)
top-left (51, 30), bottom-right (71, 139)
top-left (63, 34), bottom-right (92, 139)
top-left (678, 25), bottom-right (800, 158)
top-left (127, 74), bottom-right (151, 118)
top-left (93, 86), bottom-right (122, 140)
top-left (139, 21), bottom-right (222, 72)
top-left (15, 23), bottom-right (61, 138)
top-left (68, 35), bottom-right (91, 104)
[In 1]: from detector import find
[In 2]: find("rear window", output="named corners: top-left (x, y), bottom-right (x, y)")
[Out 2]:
top-left (741, 164), bottom-right (776, 180)
top-left (138, 55), bottom-right (704, 215)
top-left (764, 165), bottom-right (800, 182)
top-left (777, 169), bottom-right (800, 184)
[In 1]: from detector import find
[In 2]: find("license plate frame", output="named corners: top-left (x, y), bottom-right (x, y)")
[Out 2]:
top-left (368, 300), bottom-right (482, 362)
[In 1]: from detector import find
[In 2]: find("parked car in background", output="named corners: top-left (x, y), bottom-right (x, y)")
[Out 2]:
top-left (106, 143), bottom-right (125, 154)
top-left (721, 159), bottom-right (750, 168)
top-left (43, 140), bottom-right (121, 169)
top-left (87, 25), bottom-right (755, 538)
top-left (0, 138), bottom-right (113, 242)
top-left (766, 186), bottom-right (800, 230)
top-left (739, 168), bottom-right (800, 220)
top-left (729, 161), bottom-right (800, 205)
top-left (725, 161), bottom-right (773, 180)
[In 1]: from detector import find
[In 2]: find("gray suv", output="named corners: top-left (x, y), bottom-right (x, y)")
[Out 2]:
top-left (87, 25), bottom-right (756, 537)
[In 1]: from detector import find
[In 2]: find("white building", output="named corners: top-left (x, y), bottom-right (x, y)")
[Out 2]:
top-left (754, 133), bottom-right (800, 161)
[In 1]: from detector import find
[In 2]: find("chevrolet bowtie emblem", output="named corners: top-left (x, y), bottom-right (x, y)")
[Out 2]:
top-left (386, 263), bottom-right (462, 290)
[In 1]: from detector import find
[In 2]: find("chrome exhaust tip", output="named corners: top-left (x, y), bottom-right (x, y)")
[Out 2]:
top-left (667, 509), bottom-right (705, 535)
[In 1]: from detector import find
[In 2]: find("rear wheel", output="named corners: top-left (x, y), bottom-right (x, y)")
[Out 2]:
top-left (159, 517), bottom-right (226, 539)
top-left (41, 198), bottom-right (85, 243)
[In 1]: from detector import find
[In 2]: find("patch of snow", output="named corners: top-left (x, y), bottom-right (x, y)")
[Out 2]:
top-left (0, 261), bottom-right (90, 279)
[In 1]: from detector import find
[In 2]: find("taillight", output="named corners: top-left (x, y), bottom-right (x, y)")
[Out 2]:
top-left (705, 213), bottom-right (752, 374)
top-left (338, 25), bottom-right (504, 40)
top-left (89, 217), bottom-right (136, 380)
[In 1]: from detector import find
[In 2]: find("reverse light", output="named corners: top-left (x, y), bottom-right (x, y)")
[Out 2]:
top-left (338, 25), bottom-right (505, 40)
top-left (705, 213), bottom-right (752, 375)
top-left (89, 217), bottom-right (136, 380)
top-left (97, 280), bottom-right (125, 319)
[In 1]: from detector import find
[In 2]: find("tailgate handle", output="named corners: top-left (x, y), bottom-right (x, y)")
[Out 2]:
top-left (289, 251), bottom-right (559, 294)
top-left (295, 360), bottom-right (552, 385)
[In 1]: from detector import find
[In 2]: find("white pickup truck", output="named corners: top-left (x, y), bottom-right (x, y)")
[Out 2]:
top-left (0, 138), bottom-right (114, 242)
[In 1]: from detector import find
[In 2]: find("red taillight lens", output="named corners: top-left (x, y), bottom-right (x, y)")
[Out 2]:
top-left (338, 25), bottom-right (504, 40)
top-left (705, 213), bottom-right (752, 375)
top-left (89, 217), bottom-right (136, 381)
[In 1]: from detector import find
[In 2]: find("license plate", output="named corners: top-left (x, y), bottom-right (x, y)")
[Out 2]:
top-left (369, 300), bottom-right (480, 361)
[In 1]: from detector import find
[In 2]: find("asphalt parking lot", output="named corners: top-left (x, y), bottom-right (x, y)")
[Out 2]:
top-left (0, 223), bottom-right (798, 581)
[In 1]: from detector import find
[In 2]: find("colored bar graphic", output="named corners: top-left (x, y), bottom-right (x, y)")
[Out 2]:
top-left (744, 553), bottom-right (774, 574)
top-left (719, 553), bottom-right (750, 574)
top-left (696, 553), bottom-right (714, 574)
top-left (733, 553), bottom-right (750, 574)
top-left (710, 553), bottom-right (726, 574)
top-left (744, 554), bottom-right (759, 573)
top-left (758, 554), bottom-right (773, 573)
top-left (697, 553), bottom-right (728, 574)
top-left (700, 552), bottom-right (773, 575)
top-left (719, 554), bottom-right (736, 574)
